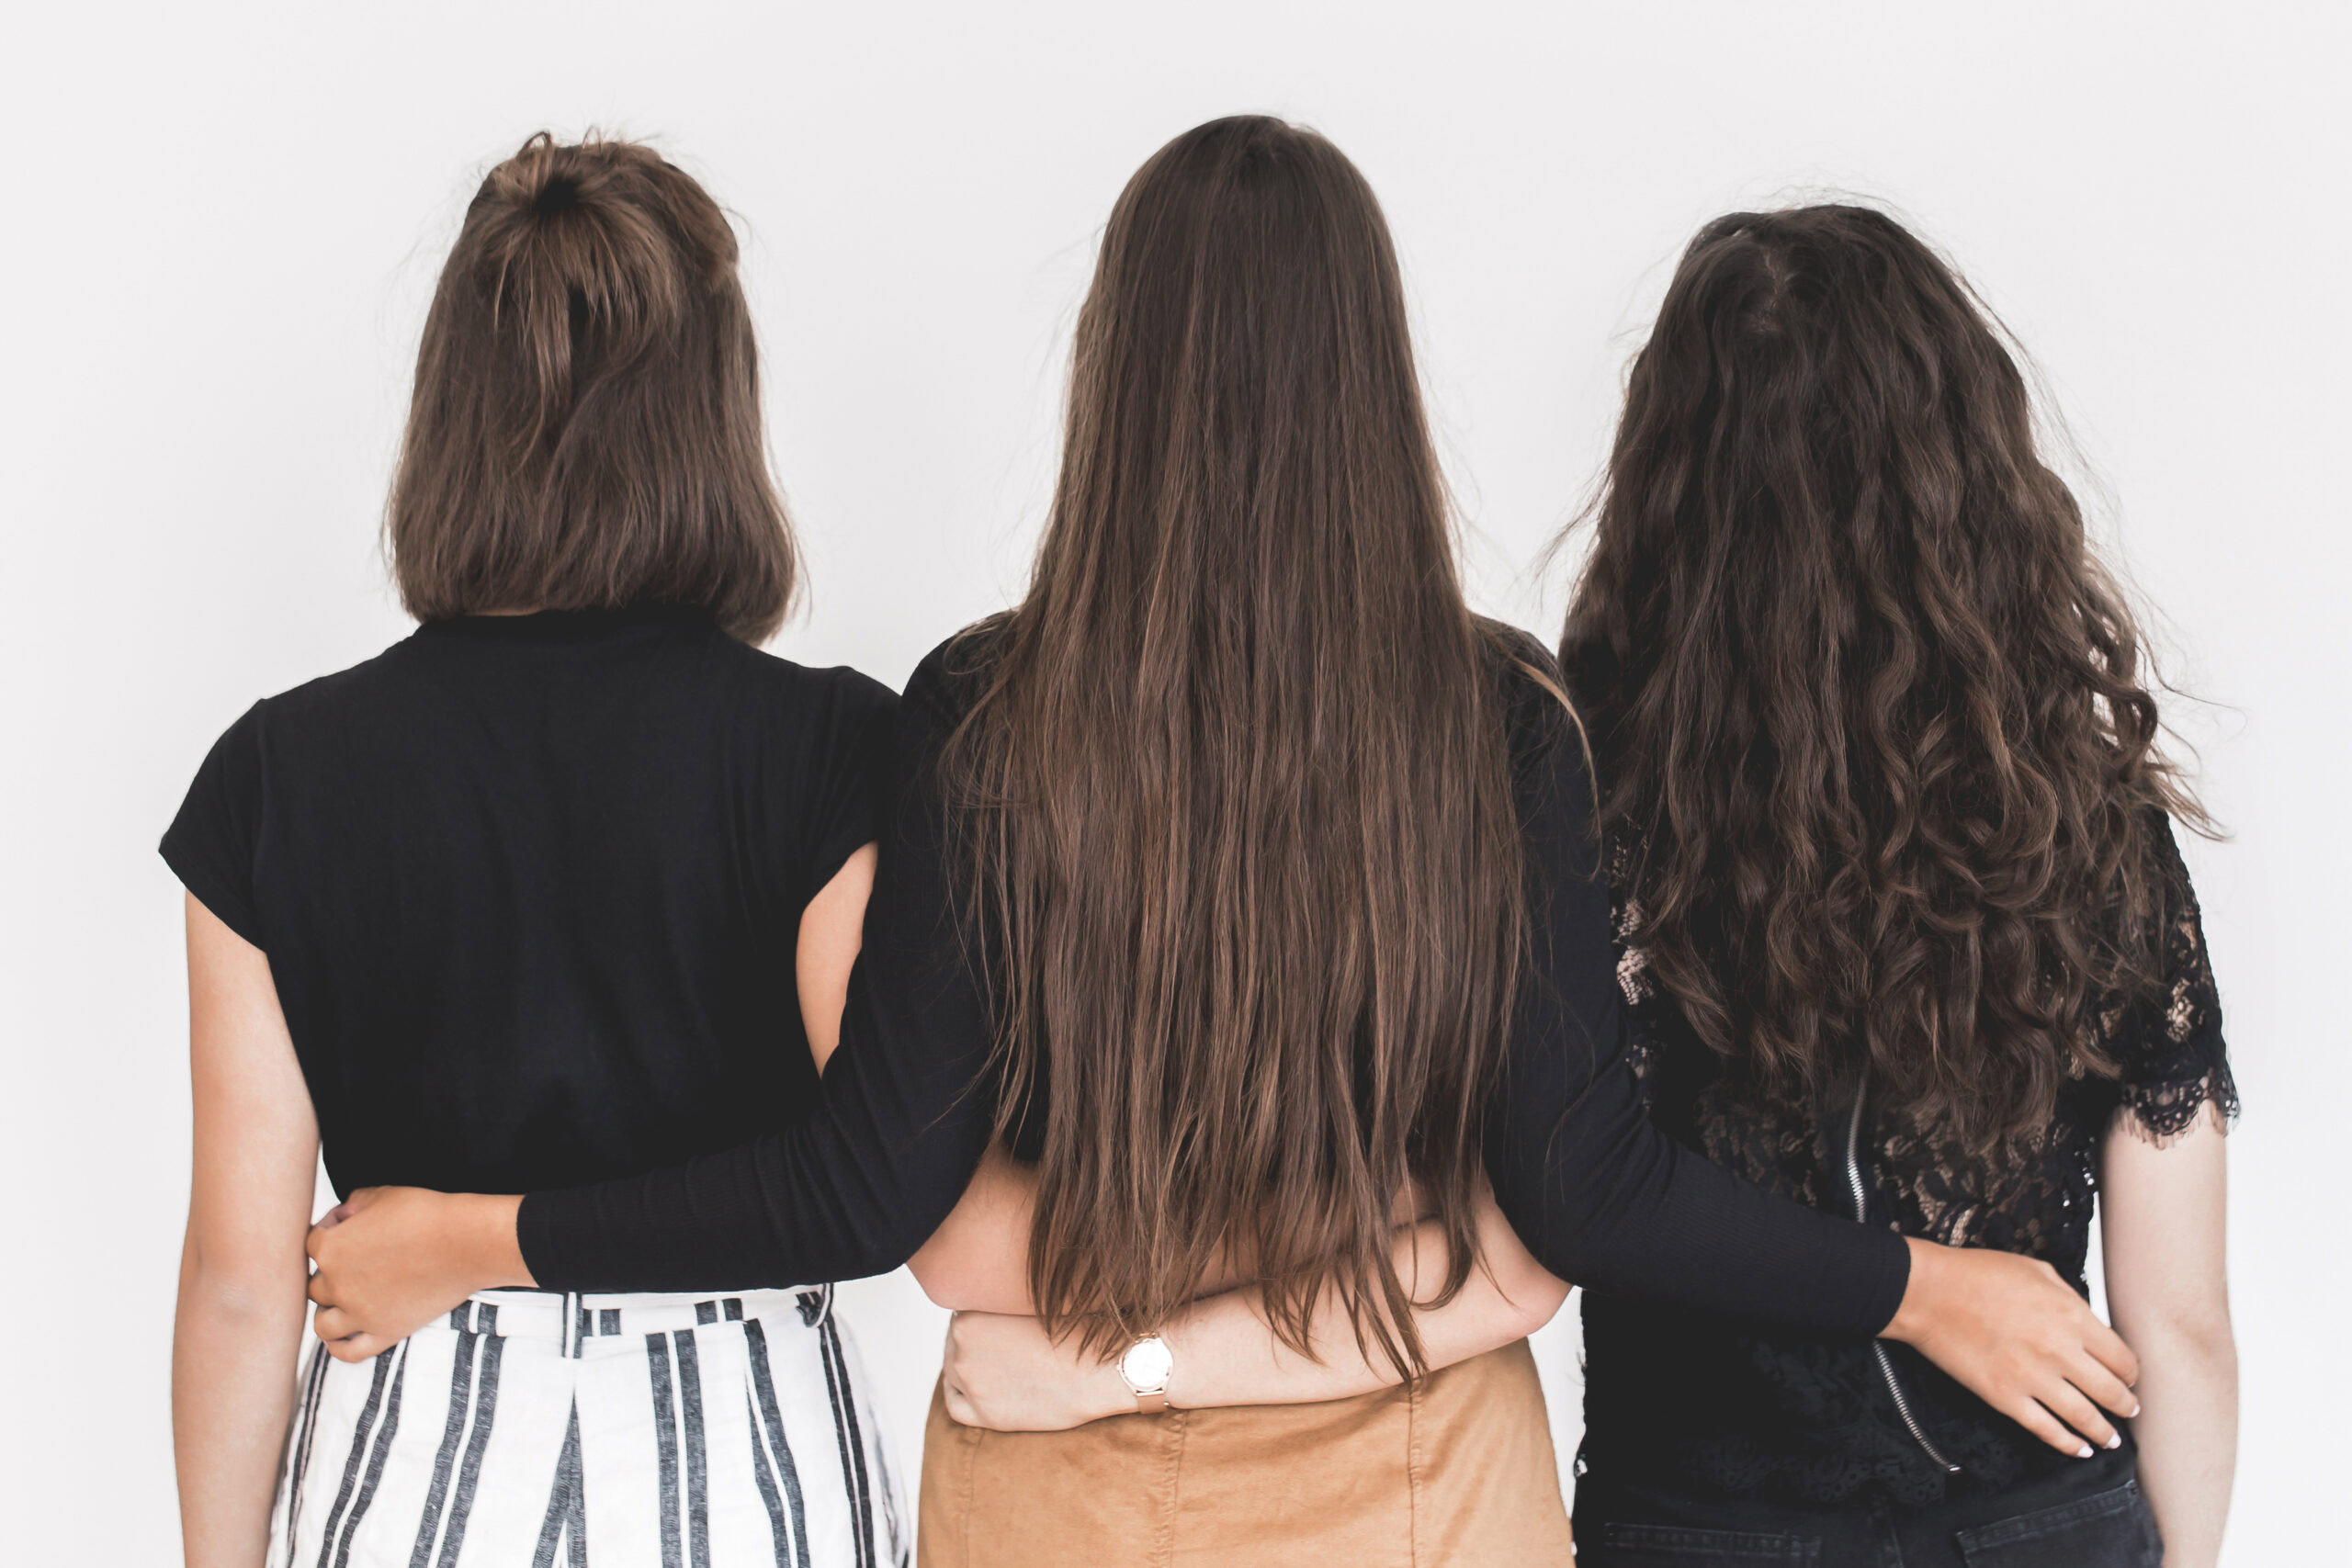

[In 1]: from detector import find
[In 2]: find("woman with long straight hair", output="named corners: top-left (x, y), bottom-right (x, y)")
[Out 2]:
top-left (1554, 206), bottom-right (2236, 1565)
top-left (304, 125), bottom-right (2143, 1565)
top-left (165, 134), bottom-right (905, 1567)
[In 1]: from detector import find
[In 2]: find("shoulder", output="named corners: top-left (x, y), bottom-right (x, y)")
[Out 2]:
top-left (726, 640), bottom-right (899, 731)
top-left (901, 615), bottom-right (1015, 730)
top-left (205, 640), bottom-right (431, 761)
top-left (1478, 619), bottom-right (1565, 700)
top-left (702, 646), bottom-right (902, 817)
top-left (2141, 803), bottom-right (2202, 891)
top-left (1476, 618), bottom-right (1589, 772)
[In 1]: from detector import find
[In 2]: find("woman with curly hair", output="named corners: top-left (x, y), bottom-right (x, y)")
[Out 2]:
top-left (1560, 205), bottom-right (2237, 1567)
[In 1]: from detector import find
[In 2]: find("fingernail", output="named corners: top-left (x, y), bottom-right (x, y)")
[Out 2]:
top-left (2076, 1443), bottom-right (2095, 1459)
top-left (2105, 1433), bottom-right (2122, 1450)
top-left (2128, 1404), bottom-right (2142, 1418)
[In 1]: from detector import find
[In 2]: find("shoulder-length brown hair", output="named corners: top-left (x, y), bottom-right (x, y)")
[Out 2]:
top-left (388, 132), bottom-right (795, 642)
top-left (1563, 204), bottom-right (2206, 1148)
top-left (943, 117), bottom-right (1529, 1372)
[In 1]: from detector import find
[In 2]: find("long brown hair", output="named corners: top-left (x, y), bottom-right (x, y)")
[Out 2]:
top-left (389, 132), bottom-right (796, 642)
top-left (1563, 204), bottom-right (2205, 1148)
top-left (943, 117), bottom-right (1528, 1371)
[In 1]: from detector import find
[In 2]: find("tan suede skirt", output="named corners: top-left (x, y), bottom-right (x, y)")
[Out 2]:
top-left (917, 1338), bottom-right (1571, 1567)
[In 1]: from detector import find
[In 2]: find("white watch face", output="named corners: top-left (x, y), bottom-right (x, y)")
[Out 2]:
top-left (1121, 1335), bottom-right (1174, 1391)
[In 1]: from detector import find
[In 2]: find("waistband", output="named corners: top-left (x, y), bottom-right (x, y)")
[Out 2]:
top-left (445, 1284), bottom-right (837, 1356)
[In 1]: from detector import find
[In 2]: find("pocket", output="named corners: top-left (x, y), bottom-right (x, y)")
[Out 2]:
top-left (1953, 1479), bottom-right (2164, 1568)
top-left (1580, 1520), bottom-right (1821, 1565)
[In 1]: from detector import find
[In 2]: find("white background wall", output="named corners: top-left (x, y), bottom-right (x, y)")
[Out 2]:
top-left (4, 2), bottom-right (2343, 1561)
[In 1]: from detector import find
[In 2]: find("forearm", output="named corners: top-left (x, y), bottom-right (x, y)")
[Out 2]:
top-left (2124, 1320), bottom-right (2236, 1567)
top-left (1485, 1043), bottom-right (1909, 1334)
top-left (525, 1026), bottom-right (994, 1296)
top-left (2100, 1101), bottom-right (2233, 1563)
top-left (912, 1147), bottom-right (1264, 1314)
top-left (940, 1192), bottom-right (1568, 1431)
top-left (516, 1091), bottom-right (978, 1292)
top-left (175, 893), bottom-right (322, 1559)
top-left (1166, 1201), bottom-right (1567, 1411)
top-left (174, 1238), bottom-right (309, 1568)
top-left (315, 979), bottom-right (995, 1334)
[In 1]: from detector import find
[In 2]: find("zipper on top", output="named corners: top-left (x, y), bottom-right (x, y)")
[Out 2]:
top-left (1843, 1071), bottom-right (1963, 1475)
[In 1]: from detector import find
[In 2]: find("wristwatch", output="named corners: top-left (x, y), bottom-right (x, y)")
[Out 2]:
top-left (1117, 1332), bottom-right (1174, 1415)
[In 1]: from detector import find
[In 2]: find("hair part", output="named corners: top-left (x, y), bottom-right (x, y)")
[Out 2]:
top-left (388, 132), bottom-right (796, 642)
top-left (942, 117), bottom-right (1530, 1373)
top-left (1563, 203), bottom-right (2207, 1149)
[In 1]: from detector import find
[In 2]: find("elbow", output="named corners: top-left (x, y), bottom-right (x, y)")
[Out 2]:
top-left (1474, 1201), bottom-right (1576, 1334)
top-left (907, 1227), bottom-right (1030, 1313)
top-left (910, 1263), bottom-right (970, 1312)
top-left (1469, 1231), bottom-right (1573, 1340)
top-left (1498, 1265), bottom-right (1573, 1338)
top-left (901, 1203), bottom-right (976, 1307)
top-left (180, 1248), bottom-right (306, 1325)
top-left (904, 1238), bottom-right (963, 1307)
top-left (2116, 1276), bottom-right (2238, 1382)
top-left (836, 1228), bottom-right (935, 1293)
top-left (2139, 1305), bottom-right (2239, 1371)
top-left (906, 1238), bottom-right (999, 1312)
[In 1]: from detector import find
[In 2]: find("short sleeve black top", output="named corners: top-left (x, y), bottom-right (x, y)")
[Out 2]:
top-left (1582, 815), bottom-right (2234, 1508)
top-left (161, 605), bottom-right (896, 1199)
top-left (515, 624), bottom-right (1914, 1339)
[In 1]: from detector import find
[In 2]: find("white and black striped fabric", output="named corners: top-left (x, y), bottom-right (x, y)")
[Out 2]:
top-left (267, 1286), bottom-right (906, 1568)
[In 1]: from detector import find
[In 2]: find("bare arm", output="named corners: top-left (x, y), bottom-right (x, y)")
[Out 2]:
top-left (175, 893), bottom-right (321, 1568)
top-left (2101, 1102), bottom-right (2234, 1568)
top-left (797, 844), bottom-right (877, 1071)
top-left (937, 1182), bottom-right (1569, 1430)
top-left (907, 1146), bottom-right (1046, 1313)
top-left (910, 1159), bottom-right (1422, 1315)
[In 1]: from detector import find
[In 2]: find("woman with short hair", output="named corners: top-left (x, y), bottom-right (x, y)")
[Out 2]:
top-left (166, 132), bottom-right (905, 1568)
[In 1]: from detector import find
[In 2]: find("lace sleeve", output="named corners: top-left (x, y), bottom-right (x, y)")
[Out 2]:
top-left (2113, 818), bottom-right (2238, 1143)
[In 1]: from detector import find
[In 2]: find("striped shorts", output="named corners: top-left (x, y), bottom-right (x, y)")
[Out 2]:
top-left (266, 1285), bottom-right (907, 1568)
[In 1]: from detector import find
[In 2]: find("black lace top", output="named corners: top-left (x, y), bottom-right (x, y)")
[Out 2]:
top-left (1578, 816), bottom-right (2236, 1509)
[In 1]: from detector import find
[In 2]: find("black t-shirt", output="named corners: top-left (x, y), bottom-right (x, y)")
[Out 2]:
top-left (516, 623), bottom-right (1912, 1337)
top-left (161, 605), bottom-right (896, 1199)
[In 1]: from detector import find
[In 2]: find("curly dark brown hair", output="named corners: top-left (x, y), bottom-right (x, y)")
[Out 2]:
top-left (1562, 204), bottom-right (2206, 1148)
